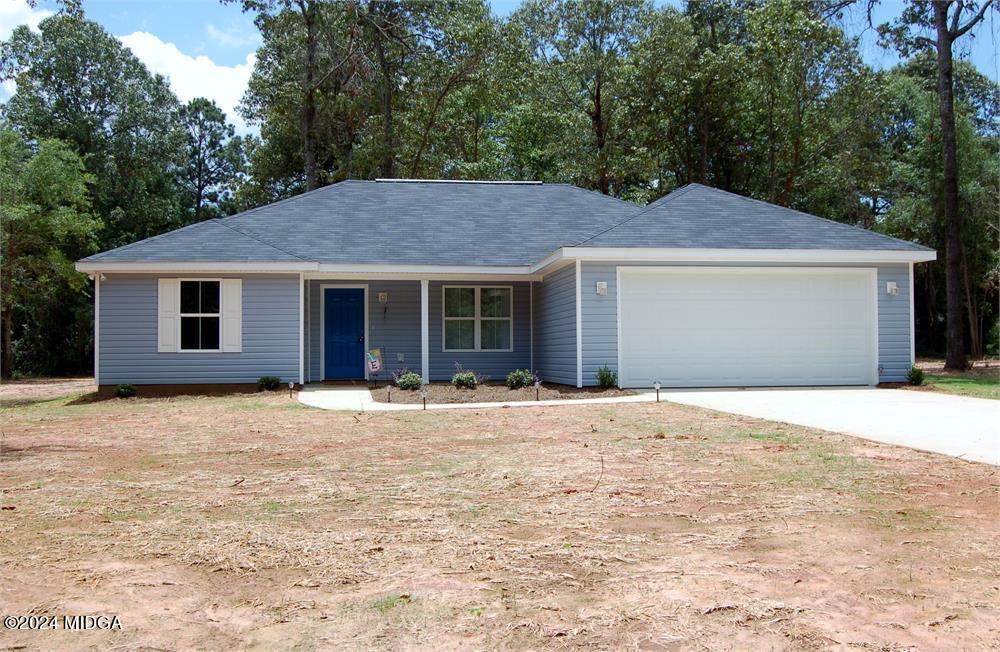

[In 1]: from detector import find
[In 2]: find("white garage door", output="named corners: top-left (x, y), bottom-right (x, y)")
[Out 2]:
top-left (618, 267), bottom-right (877, 388)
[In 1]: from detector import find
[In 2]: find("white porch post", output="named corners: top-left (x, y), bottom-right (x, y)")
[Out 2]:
top-left (298, 273), bottom-right (305, 385)
top-left (93, 266), bottom-right (100, 387)
top-left (575, 259), bottom-right (583, 388)
top-left (421, 279), bottom-right (430, 384)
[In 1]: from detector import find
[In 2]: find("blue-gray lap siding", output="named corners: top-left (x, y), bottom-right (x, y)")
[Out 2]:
top-left (580, 261), bottom-right (913, 386)
top-left (98, 274), bottom-right (300, 385)
top-left (533, 264), bottom-right (578, 385)
top-left (306, 280), bottom-right (531, 382)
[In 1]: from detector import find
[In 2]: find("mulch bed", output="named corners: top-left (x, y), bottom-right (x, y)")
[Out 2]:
top-left (370, 382), bottom-right (635, 404)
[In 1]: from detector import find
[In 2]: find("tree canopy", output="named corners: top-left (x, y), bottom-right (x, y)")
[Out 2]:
top-left (0, 0), bottom-right (996, 375)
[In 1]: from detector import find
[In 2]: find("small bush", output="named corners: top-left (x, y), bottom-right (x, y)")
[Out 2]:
top-left (452, 370), bottom-right (479, 389)
top-left (394, 371), bottom-right (423, 390)
top-left (907, 365), bottom-right (925, 386)
top-left (506, 368), bottom-right (537, 389)
top-left (595, 364), bottom-right (618, 389)
top-left (114, 384), bottom-right (137, 399)
top-left (257, 376), bottom-right (281, 391)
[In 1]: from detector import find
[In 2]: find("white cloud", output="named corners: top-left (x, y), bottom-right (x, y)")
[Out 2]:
top-left (0, 0), bottom-right (52, 41)
top-left (118, 31), bottom-right (257, 134)
top-left (206, 22), bottom-right (260, 49)
top-left (0, 0), bottom-right (54, 99)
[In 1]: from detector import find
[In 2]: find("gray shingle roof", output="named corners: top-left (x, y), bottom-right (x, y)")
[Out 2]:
top-left (577, 184), bottom-right (933, 251)
top-left (81, 180), bottom-right (931, 265)
top-left (83, 218), bottom-right (306, 262)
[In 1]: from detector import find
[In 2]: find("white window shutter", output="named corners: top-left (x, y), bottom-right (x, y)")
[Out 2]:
top-left (221, 279), bottom-right (242, 352)
top-left (157, 278), bottom-right (180, 352)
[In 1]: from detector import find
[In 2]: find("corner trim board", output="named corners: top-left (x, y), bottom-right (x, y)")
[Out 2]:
top-left (575, 259), bottom-right (583, 388)
top-left (909, 262), bottom-right (915, 366)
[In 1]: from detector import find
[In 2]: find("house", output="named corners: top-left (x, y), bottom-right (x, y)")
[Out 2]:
top-left (75, 180), bottom-right (936, 389)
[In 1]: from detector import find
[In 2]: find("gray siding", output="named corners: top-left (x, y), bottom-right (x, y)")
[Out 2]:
top-left (99, 274), bottom-right (299, 385)
top-left (533, 264), bottom-right (577, 385)
top-left (307, 280), bottom-right (423, 381)
top-left (877, 264), bottom-right (912, 382)
top-left (580, 262), bottom-right (913, 387)
top-left (428, 281), bottom-right (531, 381)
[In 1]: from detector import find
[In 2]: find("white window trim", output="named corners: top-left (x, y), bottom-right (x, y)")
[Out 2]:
top-left (441, 285), bottom-right (514, 353)
top-left (178, 278), bottom-right (223, 353)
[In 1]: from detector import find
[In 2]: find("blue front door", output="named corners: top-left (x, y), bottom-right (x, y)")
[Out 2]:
top-left (324, 288), bottom-right (366, 379)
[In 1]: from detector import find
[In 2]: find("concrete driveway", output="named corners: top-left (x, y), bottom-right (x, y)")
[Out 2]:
top-left (662, 387), bottom-right (1000, 465)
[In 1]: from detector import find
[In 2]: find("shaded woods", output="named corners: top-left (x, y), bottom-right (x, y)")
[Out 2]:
top-left (1, 0), bottom-right (997, 377)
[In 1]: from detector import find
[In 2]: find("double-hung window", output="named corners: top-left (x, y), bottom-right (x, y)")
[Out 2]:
top-left (180, 280), bottom-right (221, 351)
top-left (443, 286), bottom-right (512, 352)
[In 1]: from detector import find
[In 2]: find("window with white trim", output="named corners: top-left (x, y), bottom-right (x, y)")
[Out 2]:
top-left (180, 280), bottom-right (221, 350)
top-left (443, 286), bottom-right (512, 352)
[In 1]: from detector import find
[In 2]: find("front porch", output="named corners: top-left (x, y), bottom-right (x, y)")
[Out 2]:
top-left (303, 278), bottom-right (535, 385)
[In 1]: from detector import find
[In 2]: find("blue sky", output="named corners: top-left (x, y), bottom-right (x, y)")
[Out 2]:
top-left (2, 0), bottom-right (997, 135)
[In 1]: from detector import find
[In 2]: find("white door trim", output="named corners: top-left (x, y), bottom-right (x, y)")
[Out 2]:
top-left (616, 266), bottom-right (879, 388)
top-left (319, 283), bottom-right (369, 381)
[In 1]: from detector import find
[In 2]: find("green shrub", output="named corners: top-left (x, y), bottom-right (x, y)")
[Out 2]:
top-left (506, 369), bottom-right (537, 389)
top-left (907, 365), bottom-right (925, 386)
top-left (114, 384), bottom-right (137, 399)
top-left (394, 371), bottom-right (423, 390)
top-left (595, 364), bottom-right (618, 389)
top-left (257, 376), bottom-right (282, 391)
top-left (987, 319), bottom-right (999, 357)
top-left (452, 370), bottom-right (479, 389)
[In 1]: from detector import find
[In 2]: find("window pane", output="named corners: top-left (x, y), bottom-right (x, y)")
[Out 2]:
top-left (180, 316), bottom-right (200, 350)
top-left (200, 281), bottom-right (220, 314)
top-left (444, 319), bottom-right (474, 350)
top-left (180, 281), bottom-right (200, 314)
top-left (481, 288), bottom-right (511, 318)
top-left (200, 317), bottom-right (220, 350)
top-left (444, 287), bottom-right (475, 318)
top-left (481, 319), bottom-right (511, 350)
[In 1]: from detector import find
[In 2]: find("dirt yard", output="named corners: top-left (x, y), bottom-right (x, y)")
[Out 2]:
top-left (371, 382), bottom-right (634, 404)
top-left (1, 379), bottom-right (998, 650)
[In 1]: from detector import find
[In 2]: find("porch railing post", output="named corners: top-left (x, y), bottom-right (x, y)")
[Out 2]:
top-left (421, 279), bottom-right (429, 384)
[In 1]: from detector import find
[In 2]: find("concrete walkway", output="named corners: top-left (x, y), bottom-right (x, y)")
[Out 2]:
top-left (662, 387), bottom-right (1000, 465)
top-left (298, 384), bottom-right (999, 466)
top-left (297, 385), bottom-right (658, 412)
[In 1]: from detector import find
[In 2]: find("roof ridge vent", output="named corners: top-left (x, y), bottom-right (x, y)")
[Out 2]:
top-left (374, 178), bottom-right (542, 185)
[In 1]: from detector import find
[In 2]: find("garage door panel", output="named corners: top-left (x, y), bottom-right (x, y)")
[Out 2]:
top-left (619, 268), bottom-right (876, 388)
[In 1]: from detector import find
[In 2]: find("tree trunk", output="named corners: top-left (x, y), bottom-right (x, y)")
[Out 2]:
top-left (374, 20), bottom-right (395, 179)
top-left (934, 4), bottom-right (967, 370)
top-left (590, 75), bottom-right (609, 194)
top-left (1, 304), bottom-right (11, 380)
top-left (300, 0), bottom-right (319, 191)
top-left (961, 242), bottom-right (982, 358)
top-left (1, 235), bottom-right (12, 379)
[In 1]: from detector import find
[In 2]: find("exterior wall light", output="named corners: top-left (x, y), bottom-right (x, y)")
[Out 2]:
top-left (886, 282), bottom-right (898, 296)
top-left (596, 281), bottom-right (607, 296)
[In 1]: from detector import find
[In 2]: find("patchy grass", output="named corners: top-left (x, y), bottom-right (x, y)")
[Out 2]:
top-left (924, 372), bottom-right (1000, 400)
top-left (914, 359), bottom-right (999, 400)
top-left (0, 378), bottom-right (998, 650)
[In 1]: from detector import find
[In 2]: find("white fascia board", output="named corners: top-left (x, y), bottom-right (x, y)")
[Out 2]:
top-left (75, 261), bottom-right (542, 279)
top-left (534, 247), bottom-right (936, 270)
top-left (75, 261), bottom-right (315, 274)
